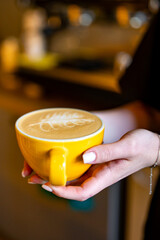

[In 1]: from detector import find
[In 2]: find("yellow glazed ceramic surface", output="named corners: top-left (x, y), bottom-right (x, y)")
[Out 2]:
top-left (15, 110), bottom-right (104, 186)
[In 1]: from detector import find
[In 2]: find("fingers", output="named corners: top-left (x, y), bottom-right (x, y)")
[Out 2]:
top-left (42, 157), bottom-right (134, 201)
top-left (28, 174), bottom-right (47, 184)
top-left (66, 165), bottom-right (97, 186)
top-left (22, 160), bottom-right (33, 177)
top-left (82, 140), bottom-right (129, 165)
top-left (42, 178), bottom-right (98, 201)
top-left (22, 160), bottom-right (46, 184)
top-left (42, 164), bottom-right (114, 201)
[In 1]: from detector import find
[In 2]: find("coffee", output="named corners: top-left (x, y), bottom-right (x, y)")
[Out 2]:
top-left (17, 108), bottom-right (102, 140)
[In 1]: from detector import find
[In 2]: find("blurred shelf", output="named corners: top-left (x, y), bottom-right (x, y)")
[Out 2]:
top-left (0, 70), bottom-right (125, 116)
top-left (46, 67), bottom-right (120, 92)
top-left (17, 67), bottom-right (120, 93)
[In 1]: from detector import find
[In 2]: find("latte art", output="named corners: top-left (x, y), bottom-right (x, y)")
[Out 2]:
top-left (18, 108), bottom-right (102, 140)
top-left (29, 112), bottom-right (95, 132)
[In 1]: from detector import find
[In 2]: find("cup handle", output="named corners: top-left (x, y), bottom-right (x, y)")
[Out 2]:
top-left (49, 147), bottom-right (67, 186)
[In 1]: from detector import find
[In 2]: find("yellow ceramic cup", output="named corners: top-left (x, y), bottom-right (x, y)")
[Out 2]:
top-left (15, 109), bottom-right (104, 186)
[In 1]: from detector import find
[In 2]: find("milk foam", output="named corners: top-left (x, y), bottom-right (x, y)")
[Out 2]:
top-left (18, 109), bottom-right (102, 139)
top-left (29, 112), bottom-right (95, 132)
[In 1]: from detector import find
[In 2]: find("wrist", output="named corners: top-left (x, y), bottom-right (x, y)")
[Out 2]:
top-left (156, 135), bottom-right (160, 166)
top-left (149, 134), bottom-right (160, 195)
top-left (152, 134), bottom-right (160, 167)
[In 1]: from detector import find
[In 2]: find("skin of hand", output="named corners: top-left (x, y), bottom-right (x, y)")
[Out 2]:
top-left (22, 129), bottom-right (160, 201)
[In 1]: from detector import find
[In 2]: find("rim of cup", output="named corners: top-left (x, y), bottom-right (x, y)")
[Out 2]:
top-left (15, 108), bottom-right (105, 142)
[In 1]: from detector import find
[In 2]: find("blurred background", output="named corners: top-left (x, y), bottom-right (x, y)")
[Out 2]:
top-left (0, 0), bottom-right (159, 240)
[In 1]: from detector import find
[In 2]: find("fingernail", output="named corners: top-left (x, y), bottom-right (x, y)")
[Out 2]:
top-left (28, 178), bottom-right (36, 184)
top-left (28, 181), bottom-right (36, 184)
top-left (21, 169), bottom-right (26, 178)
top-left (83, 152), bottom-right (96, 164)
top-left (42, 184), bottom-right (53, 192)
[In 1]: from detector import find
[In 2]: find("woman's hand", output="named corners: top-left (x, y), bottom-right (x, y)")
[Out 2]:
top-left (22, 161), bottom-right (47, 184)
top-left (22, 129), bottom-right (160, 201)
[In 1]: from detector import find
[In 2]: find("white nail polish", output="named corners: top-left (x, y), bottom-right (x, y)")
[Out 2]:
top-left (42, 185), bottom-right (52, 192)
top-left (21, 171), bottom-right (26, 178)
top-left (28, 181), bottom-right (36, 184)
top-left (83, 152), bottom-right (96, 164)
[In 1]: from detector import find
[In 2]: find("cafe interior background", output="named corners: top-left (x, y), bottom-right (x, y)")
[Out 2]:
top-left (0, 0), bottom-right (159, 240)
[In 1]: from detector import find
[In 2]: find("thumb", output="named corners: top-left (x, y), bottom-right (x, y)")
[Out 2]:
top-left (83, 140), bottom-right (129, 164)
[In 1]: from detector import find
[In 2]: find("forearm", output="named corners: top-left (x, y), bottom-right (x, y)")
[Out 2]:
top-left (93, 101), bottom-right (159, 143)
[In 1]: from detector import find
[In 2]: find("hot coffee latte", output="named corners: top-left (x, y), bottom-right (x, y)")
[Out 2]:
top-left (17, 108), bottom-right (102, 140)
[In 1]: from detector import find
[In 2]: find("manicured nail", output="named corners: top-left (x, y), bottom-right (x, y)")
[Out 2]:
top-left (21, 169), bottom-right (26, 178)
top-left (28, 180), bottom-right (36, 184)
top-left (28, 178), bottom-right (36, 184)
top-left (83, 152), bottom-right (96, 164)
top-left (42, 184), bottom-right (53, 192)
